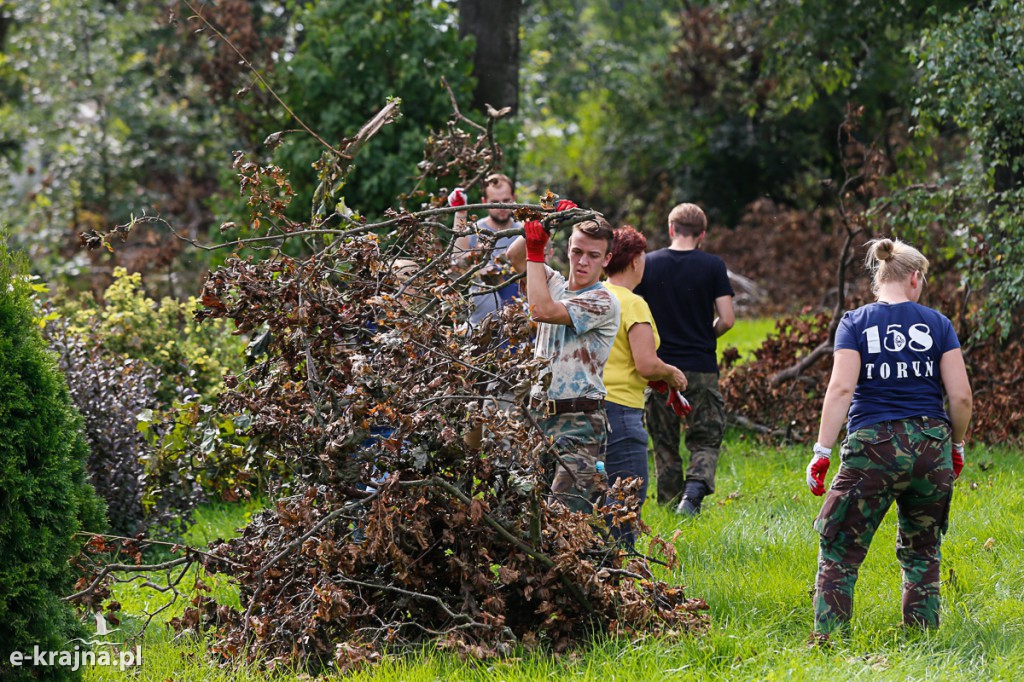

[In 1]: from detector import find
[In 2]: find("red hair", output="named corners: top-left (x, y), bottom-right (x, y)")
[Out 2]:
top-left (606, 226), bottom-right (647, 276)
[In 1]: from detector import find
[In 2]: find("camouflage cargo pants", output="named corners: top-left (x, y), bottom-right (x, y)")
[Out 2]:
top-left (534, 407), bottom-right (608, 513)
top-left (644, 371), bottom-right (726, 504)
top-left (813, 416), bottom-right (955, 634)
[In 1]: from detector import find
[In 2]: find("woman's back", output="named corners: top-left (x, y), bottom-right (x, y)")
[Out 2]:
top-left (835, 300), bottom-right (960, 433)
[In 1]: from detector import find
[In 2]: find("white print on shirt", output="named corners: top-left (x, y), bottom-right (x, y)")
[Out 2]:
top-left (861, 322), bottom-right (936, 381)
top-left (862, 323), bottom-right (934, 354)
top-left (863, 360), bottom-right (934, 380)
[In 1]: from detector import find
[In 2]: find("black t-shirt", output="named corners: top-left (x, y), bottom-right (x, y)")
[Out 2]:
top-left (634, 248), bottom-right (734, 373)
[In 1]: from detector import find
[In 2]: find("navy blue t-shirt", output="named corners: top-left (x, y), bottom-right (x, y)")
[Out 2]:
top-left (834, 301), bottom-right (960, 433)
top-left (635, 248), bottom-right (734, 374)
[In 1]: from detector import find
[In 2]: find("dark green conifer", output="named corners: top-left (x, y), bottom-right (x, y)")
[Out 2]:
top-left (0, 237), bottom-right (106, 681)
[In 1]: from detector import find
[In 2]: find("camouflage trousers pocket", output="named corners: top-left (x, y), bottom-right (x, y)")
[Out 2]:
top-left (813, 490), bottom-right (852, 539)
top-left (920, 422), bottom-right (951, 443)
top-left (844, 428), bottom-right (893, 461)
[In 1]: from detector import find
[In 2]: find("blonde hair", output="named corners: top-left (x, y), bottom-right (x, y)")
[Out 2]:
top-left (668, 203), bottom-right (707, 238)
top-left (865, 238), bottom-right (929, 295)
top-left (572, 215), bottom-right (615, 254)
top-left (482, 172), bottom-right (514, 198)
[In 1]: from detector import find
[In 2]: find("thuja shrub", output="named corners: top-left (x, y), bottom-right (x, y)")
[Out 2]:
top-left (0, 240), bottom-right (106, 681)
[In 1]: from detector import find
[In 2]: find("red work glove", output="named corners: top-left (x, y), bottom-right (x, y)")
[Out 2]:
top-left (555, 199), bottom-right (577, 212)
top-left (524, 220), bottom-right (549, 263)
top-left (952, 441), bottom-right (965, 479)
top-left (447, 187), bottom-right (467, 208)
top-left (667, 389), bottom-right (691, 417)
top-left (806, 443), bottom-right (832, 496)
top-left (648, 380), bottom-right (692, 418)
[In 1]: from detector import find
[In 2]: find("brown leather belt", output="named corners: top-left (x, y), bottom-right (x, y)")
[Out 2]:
top-left (531, 396), bottom-right (604, 416)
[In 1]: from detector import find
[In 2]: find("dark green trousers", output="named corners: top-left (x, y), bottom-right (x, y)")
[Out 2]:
top-left (644, 371), bottom-right (726, 504)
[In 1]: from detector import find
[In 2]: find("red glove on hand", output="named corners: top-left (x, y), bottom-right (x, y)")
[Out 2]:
top-left (648, 380), bottom-right (669, 395)
top-left (447, 187), bottom-right (467, 208)
top-left (952, 441), bottom-right (965, 479)
top-left (524, 220), bottom-right (549, 263)
top-left (648, 380), bottom-right (691, 418)
top-left (555, 199), bottom-right (577, 212)
top-left (667, 389), bottom-right (691, 417)
top-left (806, 443), bottom-right (832, 496)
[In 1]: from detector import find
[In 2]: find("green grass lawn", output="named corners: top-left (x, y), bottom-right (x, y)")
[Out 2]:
top-left (719, 316), bottom-right (777, 364)
top-left (83, 437), bottom-right (1024, 681)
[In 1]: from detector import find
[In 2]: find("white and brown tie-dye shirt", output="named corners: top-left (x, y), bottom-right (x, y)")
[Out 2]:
top-left (532, 266), bottom-right (620, 401)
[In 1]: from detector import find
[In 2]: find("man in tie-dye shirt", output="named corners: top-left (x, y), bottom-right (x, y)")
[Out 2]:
top-left (507, 203), bottom-right (620, 512)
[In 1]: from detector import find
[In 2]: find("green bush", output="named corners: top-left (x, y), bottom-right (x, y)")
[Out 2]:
top-left (55, 268), bottom-right (279, 506)
top-left (0, 239), bottom-right (106, 681)
top-left (58, 267), bottom-right (246, 404)
top-left (50, 267), bottom-right (261, 518)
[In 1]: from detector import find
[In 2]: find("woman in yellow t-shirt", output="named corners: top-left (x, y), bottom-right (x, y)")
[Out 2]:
top-left (602, 226), bottom-right (688, 543)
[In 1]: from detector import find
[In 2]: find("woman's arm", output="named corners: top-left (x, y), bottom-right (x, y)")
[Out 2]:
top-left (940, 348), bottom-right (973, 443)
top-left (815, 349), bottom-right (860, 449)
top-left (627, 322), bottom-right (687, 390)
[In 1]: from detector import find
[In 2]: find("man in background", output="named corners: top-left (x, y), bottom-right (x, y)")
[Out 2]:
top-left (636, 203), bottom-right (734, 516)
top-left (450, 173), bottom-right (522, 327)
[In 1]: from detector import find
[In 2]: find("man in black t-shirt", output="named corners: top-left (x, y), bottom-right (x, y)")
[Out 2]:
top-left (635, 203), bottom-right (734, 515)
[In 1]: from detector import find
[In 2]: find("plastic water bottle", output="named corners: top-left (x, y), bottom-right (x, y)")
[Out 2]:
top-left (595, 460), bottom-right (610, 507)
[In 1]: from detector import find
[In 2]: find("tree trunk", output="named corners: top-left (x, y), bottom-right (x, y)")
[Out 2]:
top-left (0, 10), bottom-right (9, 50)
top-left (459, 0), bottom-right (520, 115)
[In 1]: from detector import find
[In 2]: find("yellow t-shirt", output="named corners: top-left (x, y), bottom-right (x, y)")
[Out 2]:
top-left (603, 282), bottom-right (659, 409)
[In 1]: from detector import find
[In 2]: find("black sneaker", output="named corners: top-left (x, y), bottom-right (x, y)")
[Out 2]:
top-left (675, 481), bottom-right (707, 516)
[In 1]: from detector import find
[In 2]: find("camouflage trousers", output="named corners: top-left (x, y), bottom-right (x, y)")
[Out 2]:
top-left (644, 371), bottom-right (726, 504)
top-left (533, 406), bottom-right (608, 513)
top-left (813, 416), bottom-right (955, 634)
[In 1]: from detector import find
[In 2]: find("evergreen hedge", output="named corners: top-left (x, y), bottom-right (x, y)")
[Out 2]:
top-left (0, 239), bottom-right (106, 681)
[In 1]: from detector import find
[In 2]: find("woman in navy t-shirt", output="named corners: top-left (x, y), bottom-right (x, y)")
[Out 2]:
top-left (805, 238), bottom-right (973, 641)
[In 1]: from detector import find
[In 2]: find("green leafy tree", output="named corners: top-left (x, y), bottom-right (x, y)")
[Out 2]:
top-left (519, 1), bottom-right (976, 228)
top-left (0, 0), bottom-right (241, 293)
top-left (0, 237), bottom-right (105, 681)
top-left (897, 0), bottom-right (1024, 339)
top-left (270, 0), bottom-right (477, 220)
top-left (1, 0), bottom-right (483, 290)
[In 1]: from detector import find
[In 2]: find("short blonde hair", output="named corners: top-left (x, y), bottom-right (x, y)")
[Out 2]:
top-left (573, 216), bottom-right (615, 254)
top-left (668, 203), bottom-right (707, 238)
top-left (482, 172), bottom-right (514, 198)
top-left (864, 238), bottom-right (929, 295)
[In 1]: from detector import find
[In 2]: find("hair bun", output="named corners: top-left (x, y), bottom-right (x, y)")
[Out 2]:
top-left (874, 239), bottom-right (895, 262)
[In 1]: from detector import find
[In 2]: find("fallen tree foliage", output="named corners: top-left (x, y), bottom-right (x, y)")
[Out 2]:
top-left (186, 197), bottom-right (708, 671)
top-left (70, 94), bottom-right (709, 673)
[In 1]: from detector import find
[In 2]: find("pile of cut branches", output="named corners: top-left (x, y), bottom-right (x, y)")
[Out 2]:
top-left (63, 98), bottom-right (712, 673)
top-left (184, 200), bottom-right (707, 670)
